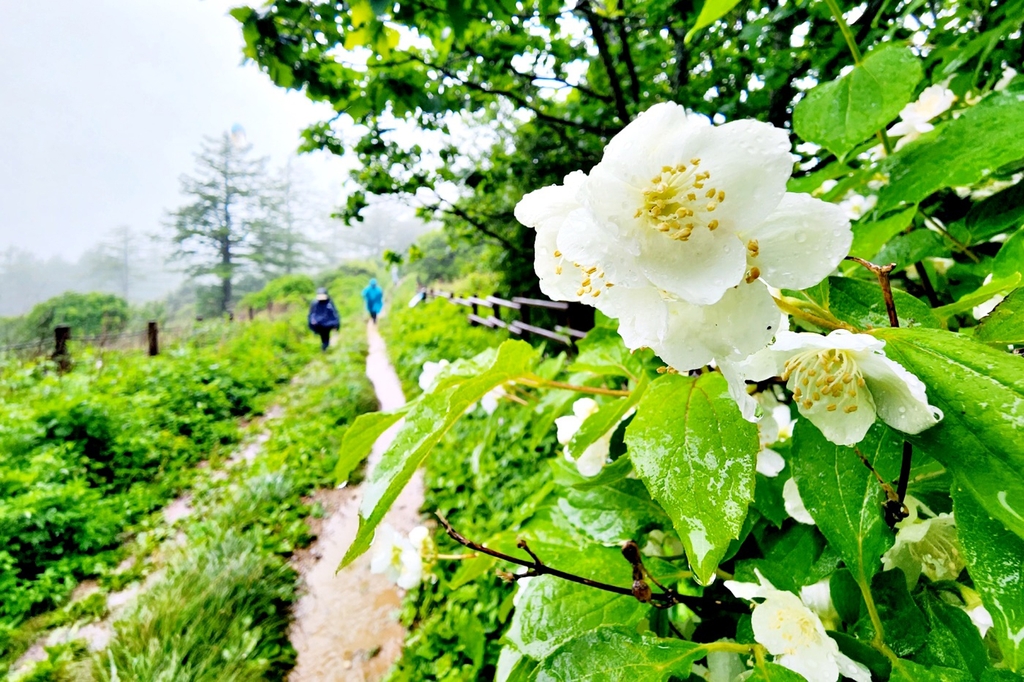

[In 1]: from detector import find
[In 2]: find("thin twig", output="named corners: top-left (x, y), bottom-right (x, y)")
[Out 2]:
top-left (844, 257), bottom-right (899, 327)
top-left (576, 0), bottom-right (631, 124)
top-left (435, 513), bottom-right (745, 612)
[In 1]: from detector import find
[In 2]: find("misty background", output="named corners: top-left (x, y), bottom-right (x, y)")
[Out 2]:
top-left (0, 0), bottom-right (432, 319)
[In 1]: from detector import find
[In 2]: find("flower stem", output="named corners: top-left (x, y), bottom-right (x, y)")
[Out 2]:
top-left (702, 641), bottom-right (755, 655)
top-left (822, 0), bottom-right (863, 65)
top-left (858, 578), bottom-right (901, 664)
top-left (844, 257), bottom-right (899, 327)
top-left (773, 296), bottom-right (855, 332)
top-left (434, 552), bottom-right (479, 560)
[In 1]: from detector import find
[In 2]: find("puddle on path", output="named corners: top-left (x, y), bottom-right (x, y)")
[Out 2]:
top-left (288, 321), bottom-right (423, 682)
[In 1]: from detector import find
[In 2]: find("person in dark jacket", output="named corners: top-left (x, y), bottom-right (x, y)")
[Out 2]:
top-left (362, 278), bottom-right (384, 323)
top-left (308, 287), bottom-right (341, 350)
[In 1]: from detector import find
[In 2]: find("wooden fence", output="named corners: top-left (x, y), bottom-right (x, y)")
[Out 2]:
top-left (427, 290), bottom-right (594, 346)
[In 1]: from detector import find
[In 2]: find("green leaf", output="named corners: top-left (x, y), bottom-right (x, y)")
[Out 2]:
top-left (791, 421), bottom-right (901, 585)
top-left (624, 373), bottom-right (758, 584)
top-left (796, 276), bottom-right (941, 330)
top-left (848, 206), bottom-right (918, 262)
top-left (933, 273), bottom-right (1022, 320)
top-left (341, 340), bottom-right (539, 566)
top-left (684, 0), bottom-right (743, 43)
top-left (954, 484), bottom-right (1024, 671)
top-left (556, 478), bottom-right (670, 545)
top-left (574, 327), bottom-right (651, 379)
top-left (793, 44), bottom-right (923, 158)
top-left (890, 659), bottom-right (974, 682)
top-left (566, 375), bottom-right (647, 467)
top-left (525, 627), bottom-right (705, 681)
top-left (874, 229), bottom-right (951, 272)
top-left (878, 92), bottom-right (1024, 213)
top-left (505, 573), bottom-right (651, 660)
top-left (747, 661), bottom-right (811, 681)
top-left (964, 181), bottom-right (1024, 244)
top-left (873, 327), bottom-right (1024, 539)
top-left (915, 592), bottom-right (990, 678)
top-left (974, 287), bottom-right (1024, 345)
top-left (332, 408), bottom-right (407, 483)
top-left (994, 229), bottom-right (1024, 279)
top-left (870, 568), bottom-right (929, 657)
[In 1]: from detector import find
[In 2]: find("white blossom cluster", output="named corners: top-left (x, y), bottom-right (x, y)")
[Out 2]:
top-left (516, 102), bottom-right (944, 449)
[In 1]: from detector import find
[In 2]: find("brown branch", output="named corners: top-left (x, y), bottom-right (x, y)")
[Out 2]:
top-left (844, 257), bottom-right (899, 327)
top-left (913, 261), bottom-right (940, 308)
top-left (435, 513), bottom-right (745, 612)
top-left (854, 446), bottom-right (909, 528)
top-left (576, 0), bottom-right (631, 124)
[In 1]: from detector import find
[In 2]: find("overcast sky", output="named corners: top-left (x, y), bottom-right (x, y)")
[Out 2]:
top-left (0, 0), bottom-right (349, 260)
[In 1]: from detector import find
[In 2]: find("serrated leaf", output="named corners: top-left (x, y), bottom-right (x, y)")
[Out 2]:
top-left (556, 478), bottom-right (670, 545)
top-left (791, 421), bottom-right (901, 585)
top-left (505, 572), bottom-right (651, 660)
top-left (871, 568), bottom-right (929, 657)
top-left (974, 287), bottom-right (1024, 345)
top-left (878, 92), bottom-right (1024, 213)
top-left (916, 592), bottom-right (990, 678)
top-left (994, 229), bottom-right (1024, 279)
top-left (873, 327), bottom-right (1024, 539)
top-left (341, 340), bottom-right (539, 566)
top-left (624, 373), bottom-right (758, 584)
top-left (527, 627), bottom-right (706, 681)
top-left (332, 408), bottom-right (407, 483)
top-left (954, 485), bottom-right (1024, 671)
top-left (890, 659), bottom-right (974, 682)
top-left (793, 44), bottom-right (923, 158)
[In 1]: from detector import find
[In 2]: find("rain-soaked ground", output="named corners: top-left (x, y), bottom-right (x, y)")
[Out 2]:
top-left (287, 320), bottom-right (423, 682)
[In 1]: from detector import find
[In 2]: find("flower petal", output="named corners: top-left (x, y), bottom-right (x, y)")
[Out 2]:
top-left (784, 478), bottom-right (816, 525)
top-left (636, 223), bottom-right (748, 305)
top-left (835, 651), bottom-right (873, 682)
top-left (746, 192), bottom-right (852, 291)
top-left (793, 378), bottom-right (877, 446)
top-left (757, 448), bottom-right (786, 477)
top-left (855, 352), bottom-right (942, 435)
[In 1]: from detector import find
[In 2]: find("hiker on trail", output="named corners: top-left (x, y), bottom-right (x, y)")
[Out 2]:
top-left (362, 278), bottom-right (384, 323)
top-left (308, 287), bottom-right (341, 351)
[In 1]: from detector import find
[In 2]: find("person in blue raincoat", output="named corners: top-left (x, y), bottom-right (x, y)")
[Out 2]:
top-left (361, 278), bottom-right (384, 323)
top-left (308, 287), bottom-right (341, 350)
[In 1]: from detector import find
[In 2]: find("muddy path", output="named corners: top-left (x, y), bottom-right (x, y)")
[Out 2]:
top-left (288, 321), bottom-right (423, 682)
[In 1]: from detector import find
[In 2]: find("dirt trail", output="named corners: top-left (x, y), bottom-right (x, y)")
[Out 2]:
top-left (288, 321), bottom-right (423, 682)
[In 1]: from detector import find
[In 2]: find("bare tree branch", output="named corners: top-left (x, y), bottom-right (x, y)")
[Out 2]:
top-left (576, 0), bottom-right (632, 124)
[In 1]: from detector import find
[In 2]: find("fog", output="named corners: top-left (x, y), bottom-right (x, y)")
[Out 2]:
top-left (0, 0), bottom-right (355, 315)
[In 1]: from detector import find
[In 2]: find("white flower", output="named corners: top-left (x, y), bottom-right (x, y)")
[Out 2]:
top-left (515, 103), bottom-right (852, 371)
top-left (481, 385), bottom-right (507, 414)
top-left (418, 359), bottom-right (450, 392)
top-left (641, 529), bottom-right (685, 558)
top-left (837, 192), bottom-right (877, 221)
top-left (408, 525), bottom-right (433, 559)
top-left (513, 567), bottom-right (534, 607)
top-left (800, 579), bottom-right (840, 630)
top-left (734, 330), bottom-right (942, 446)
top-left (554, 397), bottom-right (624, 476)
top-left (995, 67), bottom-right (1018, 91)
top-left (724, 571), bottom-right (871, 682)
top-left (754, 390), bottom-right (793, 477)
top-left (783, 478), bottom-right (815, 525)
top-left (369, 523), bottom-right (423, 590)
top-left (889, 84), bottom-right (956, 149)
top-left (881, 497), bottom-right (965, 588)
top-left (966, 604), bottom-right (993, 638)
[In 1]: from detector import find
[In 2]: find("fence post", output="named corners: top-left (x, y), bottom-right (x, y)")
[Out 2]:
top-left (53, 326), bottom-right (71, 372)
top-left (228, 311), bottom-right (235, 322)
top-left (267, 301), bottom-right (274, 317)
top-left (470, 293), bottom-right (480, 326)
top-left (148, 321), bottom-right (159, 356)
top-left (248, 306), bottom-right (254, 321)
